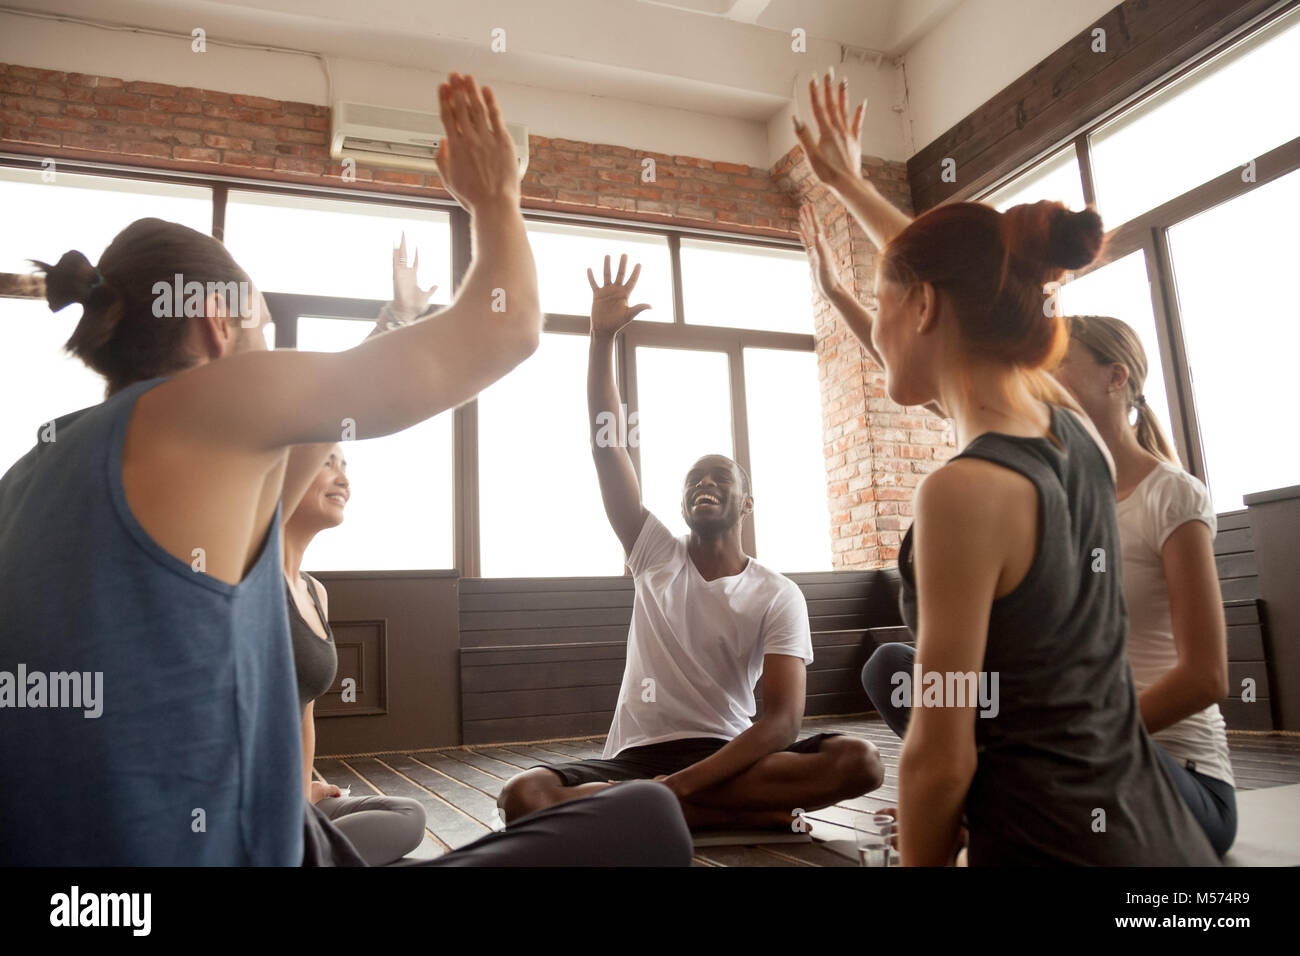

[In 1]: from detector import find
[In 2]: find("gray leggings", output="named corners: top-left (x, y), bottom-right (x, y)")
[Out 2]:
top-left (303, 780), bottom-right (692, 867)
top-left (315, 793), bottom-right (427, 866)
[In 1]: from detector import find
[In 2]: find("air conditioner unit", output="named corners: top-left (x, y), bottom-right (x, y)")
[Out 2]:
top-left (330, 101), bottom-right (529, 174)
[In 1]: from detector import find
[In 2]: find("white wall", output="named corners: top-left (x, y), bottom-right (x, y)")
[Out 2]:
top-left (901, 0), bottom-right (1120, 152)
top-left (0, 7), bottom-right (905, 169)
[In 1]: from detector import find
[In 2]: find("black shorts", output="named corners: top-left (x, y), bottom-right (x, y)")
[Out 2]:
top-left (538, 732), bottom-right (843, 787)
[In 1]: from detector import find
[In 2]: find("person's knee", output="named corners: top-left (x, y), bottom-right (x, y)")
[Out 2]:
top-left (862, 642), bottom-right (912, 706)
top-left (825, 735), bottom-right (884, 795)
top-left (600, 781), bottom-right (693, 865)
top-left (498, 768), bottom-right (561, 823)
top-left (391, 796), bottom-right (427, 844)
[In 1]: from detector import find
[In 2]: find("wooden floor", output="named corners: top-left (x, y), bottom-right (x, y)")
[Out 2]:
top-left (316, 715), bottom-right (1300, 866)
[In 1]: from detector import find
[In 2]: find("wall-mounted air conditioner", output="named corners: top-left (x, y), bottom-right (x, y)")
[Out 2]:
top-left (330, 101), bottom-right (529, 174)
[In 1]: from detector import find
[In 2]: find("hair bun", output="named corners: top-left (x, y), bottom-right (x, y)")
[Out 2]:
top-left (1045, 205), bottom-right (1104, 271)
top-left (30, 250), bottom-right (101, 312)
top-left (1001, 201), bottom-right (1104, 279)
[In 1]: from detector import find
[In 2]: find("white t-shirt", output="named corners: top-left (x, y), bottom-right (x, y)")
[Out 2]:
top-left (1116, 460), bottom-right (1234, 786)
top-left (603, 512), bottom-right (813, 759)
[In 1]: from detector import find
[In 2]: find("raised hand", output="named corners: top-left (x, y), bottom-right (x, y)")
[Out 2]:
top-left (587, 254), bottom-right (651, 337)
top-left (434, 72), bottom-right (520, 214)
top-left (392, 232), bottom-right (437, 317)
top-left (798, 203), bottom-right (843, 303)
top-left (793, 72), bottom-right (866, 193)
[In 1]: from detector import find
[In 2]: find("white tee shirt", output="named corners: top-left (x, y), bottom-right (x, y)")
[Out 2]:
top-left (1116, 460), bottom-right (1234, 786)
top-left (603, 512), bottom-right (813, 759)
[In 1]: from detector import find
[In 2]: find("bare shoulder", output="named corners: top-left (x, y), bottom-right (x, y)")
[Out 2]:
top-left (916, 457), bottom-right (1035, 527)
top-left (304, 573), bottom-right (330, 615)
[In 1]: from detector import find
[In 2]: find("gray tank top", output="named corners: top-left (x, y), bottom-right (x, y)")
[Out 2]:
top-left (287, 573), bottom-right (337, 716)
top-left (898, 404), bottom-right (1220, 865)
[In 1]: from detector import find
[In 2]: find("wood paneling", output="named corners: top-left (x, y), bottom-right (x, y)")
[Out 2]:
top-left (458, 570), bottom-right (903, 744)
top-left (906, 0), bottom-right (1288, 212)
top-left (1244, 487), bottom-right (1300, 730)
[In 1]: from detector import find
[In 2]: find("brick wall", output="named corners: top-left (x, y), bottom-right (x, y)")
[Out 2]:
top-left (0, 60), bottom-right (956, 568)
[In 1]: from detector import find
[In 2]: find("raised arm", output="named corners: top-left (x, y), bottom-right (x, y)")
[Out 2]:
top-left (793, 73), bottom-right (912, 250)
top-left (152, 73), bottom-right (540, 454)
top-left (587, 254), bottom-right (651, 555)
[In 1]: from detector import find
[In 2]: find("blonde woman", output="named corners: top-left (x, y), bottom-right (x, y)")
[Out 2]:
top-left (1054, 315), bottom-right (1235, 855)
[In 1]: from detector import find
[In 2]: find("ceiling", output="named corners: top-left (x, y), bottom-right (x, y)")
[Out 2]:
top-left (8, 0), bottom-right (965, 120)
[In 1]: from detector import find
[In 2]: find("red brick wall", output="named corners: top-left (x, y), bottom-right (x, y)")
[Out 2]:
top-left (0, 60), bottom-right (956, 568)
top-left (772, 146), bottom-right (956, 568)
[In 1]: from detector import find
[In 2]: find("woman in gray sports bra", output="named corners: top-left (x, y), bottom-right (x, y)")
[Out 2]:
top-left (795, 72), bottom-right (1219, 866)
top-left (283, 443), bottom-right (428, 866)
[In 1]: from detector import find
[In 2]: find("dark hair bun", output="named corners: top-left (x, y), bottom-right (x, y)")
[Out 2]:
top-left (30, 250), bottom-right (101, 312)
top-left (1045, 205), bottom-right (1104, 271)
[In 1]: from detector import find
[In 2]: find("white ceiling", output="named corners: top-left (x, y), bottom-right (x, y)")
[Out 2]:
top-left (12, 0), bottom-right (964, 121)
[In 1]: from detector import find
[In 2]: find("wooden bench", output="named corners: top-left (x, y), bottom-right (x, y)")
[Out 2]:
top-left (458, 570), bottom-right (902, 745)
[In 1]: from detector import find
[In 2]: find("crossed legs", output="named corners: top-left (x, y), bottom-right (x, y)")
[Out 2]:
top-left (499, 734), bottom-right (883, 830)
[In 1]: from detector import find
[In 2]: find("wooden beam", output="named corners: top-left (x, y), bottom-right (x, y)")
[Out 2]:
top-left (907, 0), bottom-right (1293, 213)
top-left (0, 272), bottom-right (44, 299)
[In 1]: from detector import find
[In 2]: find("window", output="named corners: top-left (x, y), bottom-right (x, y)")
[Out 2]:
top-left (1057, 251), bottom-right (1177, 455)
top-left (526, 220), bottom-right (672, 320)
top-left (294, 316), bottom-right (455, 571)
top-left (983, 147), bottom-right (1086, 214)
top-left (1167, 168), bottom-right (1300, 509)
top-left (223, 190), bottom-right (452, 301)
top-left (634, 346), bottom-right (734, 539)
top-left (680, 238), bottom-right (814, 333)
top-left (477, 332), bottom-right (623, 576)
top-left (1089, 7), bottom-right (1300, 228)
top-left (0, 166), bottom-right (212, 275)
top-left (0, 298), bottom-right (107, 474)
top-left (743, 348), bottom-right (832, 570)
top-left (0, 168), bottom-right (211, 474)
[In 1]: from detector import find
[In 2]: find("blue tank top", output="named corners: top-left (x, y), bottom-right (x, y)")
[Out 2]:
top-left (0, 377), bottom-right (302, 865)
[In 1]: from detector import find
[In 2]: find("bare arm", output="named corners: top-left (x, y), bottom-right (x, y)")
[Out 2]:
top-left (899, 462), bottom-right (1024, 865)
top-left (662, 653), bottom-right (805, 799)
top-left (587, 254), bottom-right (651, 555)
top-left (1138, 520), bottom-right (1229, 734)
top-left (797, 204), bottom-right (947, 419)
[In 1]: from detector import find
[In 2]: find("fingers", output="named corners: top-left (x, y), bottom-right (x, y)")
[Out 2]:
top-left (460, 74), bottom-right (488, 133)
top-left (482, 85), bottom-right (509, 141)
top-left (412, 246), bottom-right (419, 271)
top-left (614, 253), bottom-right (628, 286)
top-left (625, 261), bottom-right (642, 291)
top-left (851, 101), bottom-right (866, 140)
top-left (824, 74), bottom-right (846, 133)
top-left (438, 76), bottom-right (461, 137)
top-left (628, 303), bottom-right (652, 320)
top-left (807, 76), bottom-right (830, 135)
top-left (602, 254), bottom-right (612, 285)
top-left (791, 112), bottom-right (816, 157)
top-left (587, 267), bottom-right (599, 294)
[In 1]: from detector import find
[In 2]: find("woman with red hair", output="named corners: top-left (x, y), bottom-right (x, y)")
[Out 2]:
top-left (796, 73), bottom-right (1218, 866)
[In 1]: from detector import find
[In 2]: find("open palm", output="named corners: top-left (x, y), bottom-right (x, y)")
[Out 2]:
top-left (587, 254), bottom-right (651, 336)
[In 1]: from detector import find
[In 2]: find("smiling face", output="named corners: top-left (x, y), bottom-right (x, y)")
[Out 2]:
top-left (298, 445), bottom-right (351, 529)
top-left (680, 454), bottom-right (751, 538)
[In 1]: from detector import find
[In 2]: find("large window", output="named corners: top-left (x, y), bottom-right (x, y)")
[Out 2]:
top-left (635, 346), bottom-right (735, 541)
top-left (679, 238), bottom-right (814, 333)
top-left (1089, 7), bottom-right (1300, 229)
top-left (1057, 251), bottom-right (1176, 449)
top-left (0, 163), bottom-right (830, 575)
top-left (526, 221), bottom-right (673, 320)
top-left (1167, 168), bottom-right (1300, 509)
top-left (294, 316), bottom-right (455, 571)
top-left (0, 168), bottom-right (213, 473)
top-left (477, 332), bottom-right (623, 577)
top-left (977, 5), bottom-right (1300, 513)
top-left (224, 190), bottom-right (452, 302)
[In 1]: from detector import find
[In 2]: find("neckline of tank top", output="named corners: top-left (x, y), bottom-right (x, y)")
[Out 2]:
top-left (286, 575), bottom-right (333, 643)
top-left (961, 403), bottom-right (1065, 451)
